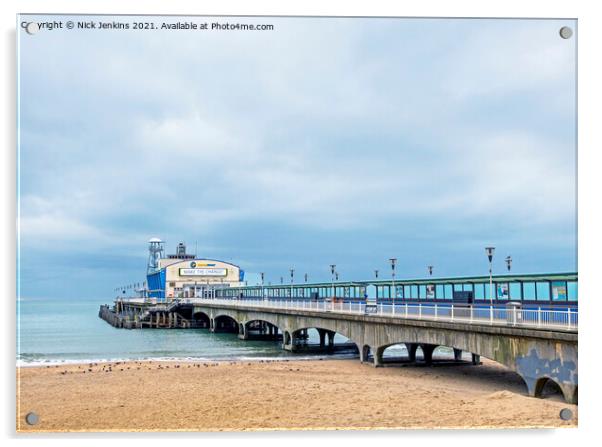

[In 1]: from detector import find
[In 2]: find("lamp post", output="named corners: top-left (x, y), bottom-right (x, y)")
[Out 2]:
top-left (428, 265), bottom-right (433, 276)
top-left (485, 247), bottom-right (495, 320)
top-left (290, 268), bottom-right (294, 299)
top-left (389, 258), bottom-right (397, 305)
top-left (375, 269), bottom-right (379, 279)
top-left (304, 273), bottom-right (308, 283)
top-left (505, 256), bottom-right (512, 272)
top-left (330, 264), bottom-right (336, 300)
top-left (260, 272), bottom-right (265, 299)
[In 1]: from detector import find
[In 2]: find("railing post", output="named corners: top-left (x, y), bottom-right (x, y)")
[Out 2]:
top-left (489, 305), bottom-right (493, 324)
top-left (405, 303), bottom-right (408, 318)
top-left (538, 307), bottom-right (541, 328)
top-left (470, 305), bottom-right (473, 323)
top-left (419, 303), bottom-right (422, 319)
top-left (513, 305), bottom-right (517, 326)
top-left (568, 308), bottom-right (572, 329)
top-left (393, 302), bottom-right (396, 315)
top-left (451, 304), bottom-right (454, 321)
top-left (434, 304), bottom-right (437, 320)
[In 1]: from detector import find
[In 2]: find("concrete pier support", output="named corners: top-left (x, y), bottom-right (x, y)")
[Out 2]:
top-left (282, 331), bottom-right (292, 350)
top-left (316, 329), bottom-right (336, 350)
top-left (238, 323), bottom-right (248, 340)
top-left (406, 343), bottom-right (418, 363)
top-left (209, 318), bottom-right (215, 332)
top-left (373, 346), bottom-right (385, 367)
top-left (317, 329), bottom-right (326, 348)
top-left (360, 345), bottom-right (371, 363)
top-left (559, 383), bottom-right (578, 404)
top-left (472, 354), bottom-right (481, 365)
top-left (326, 331), bottom-right (335, 350)
top-left (420, 344), bottom-right (436, 365)
top-left (453, 348), bottom-right (463, 361)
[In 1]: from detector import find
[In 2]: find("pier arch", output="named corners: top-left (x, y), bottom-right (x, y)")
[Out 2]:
top-left (532, 376), bottom-right (577, 404)
top-left (284, 325), bottom-right (359, 355)
top-left (212, 314), bottom-right (239, 333)
top-left (191, 311), bottom-right (211, 328)
top-left (375, 342), bottom-right (474, 366)
top-left (243, 319), bottom-right (281, 341)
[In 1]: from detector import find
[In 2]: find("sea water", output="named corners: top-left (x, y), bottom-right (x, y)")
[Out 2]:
top-left (17, 297), bottom-right (367, 366)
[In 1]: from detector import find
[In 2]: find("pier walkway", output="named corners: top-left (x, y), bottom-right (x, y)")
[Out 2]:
top-left (185, 298), bottom-right (578, 331)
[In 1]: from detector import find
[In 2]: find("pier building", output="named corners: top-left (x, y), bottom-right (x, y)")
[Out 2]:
top-left (145, 238), bottom-right (244, 300)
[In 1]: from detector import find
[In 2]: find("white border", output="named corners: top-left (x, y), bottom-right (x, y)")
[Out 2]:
top-left (3, 1), bottom-right (600, 445)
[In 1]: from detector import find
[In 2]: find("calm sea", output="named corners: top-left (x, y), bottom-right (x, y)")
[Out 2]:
top-left (17, 297), bottom-right (372, 366)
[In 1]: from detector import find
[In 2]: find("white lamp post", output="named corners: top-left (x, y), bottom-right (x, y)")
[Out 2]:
top-left (389, 258), bottom-right (397, 305)
top-left (330, 264), bottom-right (336, 299)
top-left (260, 272), bottom-right (265, 300)
top-left (485, 247), bottom-right (495, 321)
top-left (505, 256), bottom-right (512, 272)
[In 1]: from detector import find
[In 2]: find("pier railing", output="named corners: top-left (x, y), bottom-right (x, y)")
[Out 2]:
top-left (176, 298), bottom-right (577, 331)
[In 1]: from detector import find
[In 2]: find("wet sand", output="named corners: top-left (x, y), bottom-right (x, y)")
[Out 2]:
top-left (16, 358), bottom-right (577, 432)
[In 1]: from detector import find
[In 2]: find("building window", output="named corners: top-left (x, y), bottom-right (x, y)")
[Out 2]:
top-left (522, 282), bottom-right (536, 300)
top-left (411, 285), bottom-right (418, 299)
top-left (567, 281), bottom-right (578, 302)
top-left (444, 284), bottom-right (452, 299)
top-left (536, 282), bottom-right (550, 301)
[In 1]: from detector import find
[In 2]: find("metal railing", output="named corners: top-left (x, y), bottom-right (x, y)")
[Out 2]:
top-left (174, 297), bottom-right (577, 331)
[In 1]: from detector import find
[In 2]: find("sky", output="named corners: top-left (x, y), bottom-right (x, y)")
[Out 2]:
top-left (17, 16), bottom-right (577, 299)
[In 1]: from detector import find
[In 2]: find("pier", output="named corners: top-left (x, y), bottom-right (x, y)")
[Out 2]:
top-left (99, 291), bottom-right (578, 404)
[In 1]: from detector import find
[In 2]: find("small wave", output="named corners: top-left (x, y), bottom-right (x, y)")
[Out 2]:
top-left (16, 352), bottom-right (358, 368)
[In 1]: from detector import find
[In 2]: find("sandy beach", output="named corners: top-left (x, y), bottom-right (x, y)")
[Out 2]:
top-left (16, 358), bottom-right (577, 432)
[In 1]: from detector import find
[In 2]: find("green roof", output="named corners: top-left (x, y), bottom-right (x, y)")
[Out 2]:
top-left (230, 272), bottom-right (577, 289)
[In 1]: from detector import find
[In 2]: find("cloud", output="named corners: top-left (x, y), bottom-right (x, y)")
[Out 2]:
top-left (16, 16), bottom-right (577, 297)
